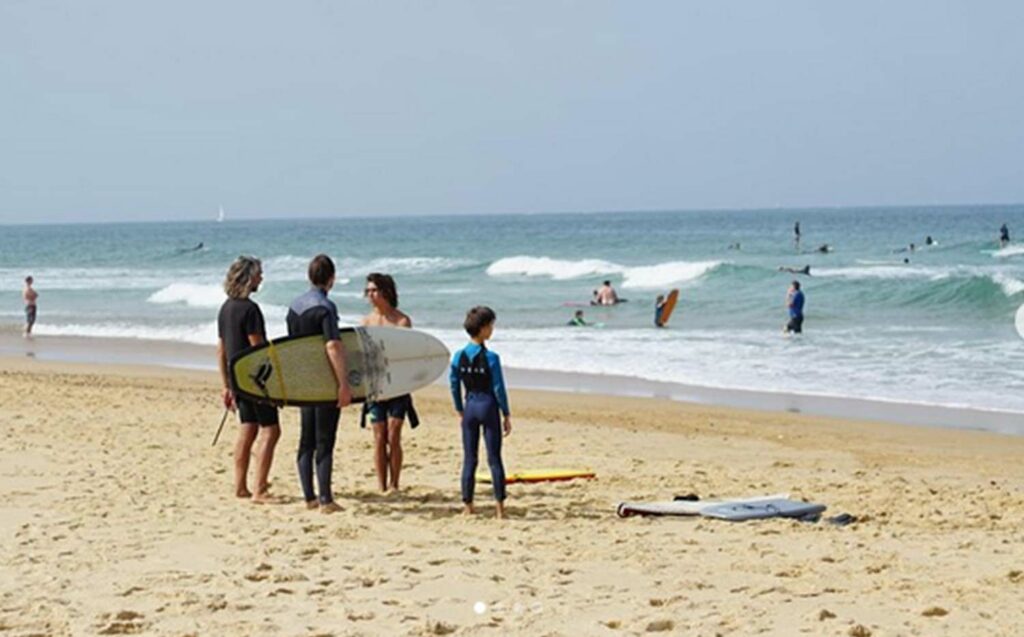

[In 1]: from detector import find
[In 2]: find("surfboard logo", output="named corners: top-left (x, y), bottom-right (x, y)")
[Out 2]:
top-left (347, 369), bottom-right (363, 387)
top-left (250, 359), bottom-right (274, 398)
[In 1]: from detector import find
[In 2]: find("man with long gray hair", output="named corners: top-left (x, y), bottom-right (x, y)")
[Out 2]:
top-left (217, 256), bottom-right (281, 503)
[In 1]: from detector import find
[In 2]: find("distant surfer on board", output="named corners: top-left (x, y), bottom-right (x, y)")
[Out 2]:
top-left (1000, 223), bottom-right (1010, 248)
top-left (784, 280), bottom-right (805, 335)
top-left (794, 220), bottom-right (801, 248)
top-left (450, 306), bottom-right (512, 519)
top-left (777, 265), bottom-right (811, 276)
top-left (593, 280), bottom-right (620, 306)
top-left (361, 272), bottom-right (416, 494)
top-left (287, 254), bottom-right (352, 514)
top-left (216, 256), bottom-right (281, 503)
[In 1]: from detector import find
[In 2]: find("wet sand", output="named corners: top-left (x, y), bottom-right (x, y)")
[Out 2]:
top-left (1, 356), bottom-right (1022, 636)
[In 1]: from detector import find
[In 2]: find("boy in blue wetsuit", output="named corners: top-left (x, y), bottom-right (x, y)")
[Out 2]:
top-left (450, 306), bottom-right (512, 519)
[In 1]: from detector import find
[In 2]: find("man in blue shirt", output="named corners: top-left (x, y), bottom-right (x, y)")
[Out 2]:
top-left (785, 280), bottom-right (805, 334)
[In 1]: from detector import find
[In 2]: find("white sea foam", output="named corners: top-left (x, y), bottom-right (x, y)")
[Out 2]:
top-left (486, 256), bottom-right (621, 280)
top-left (815, 266), bottom-right (943, 280)
top-left (34, 321), bottom-right (221, 345)
top-left (620, 261), bottom-right (721, 289)
top-left (0, 268), bottom-right (210, 292)
top-left (486, 256), bottom-right (721, 288)
top-left (147, 283), bottom-right (226, 308)
top-left (264, 255), bottom-right (474, 279)
top-left (991, 273), bottom-right (1024, 296)
top-left (991, 244), bottom-right (1024, 258)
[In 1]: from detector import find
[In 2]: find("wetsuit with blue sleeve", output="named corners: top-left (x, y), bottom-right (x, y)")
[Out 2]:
top-left (287, 287), bottom-right (343, 505)
top-left (449, 342), bottom-right (509, 503)
top-left (786, 289), bottom-right (805, 334)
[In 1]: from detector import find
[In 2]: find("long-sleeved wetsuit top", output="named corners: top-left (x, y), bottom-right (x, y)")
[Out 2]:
top-left (449, 343), bottom-right (510, 416)
top-left (287, 288), bottom-right (340, 340)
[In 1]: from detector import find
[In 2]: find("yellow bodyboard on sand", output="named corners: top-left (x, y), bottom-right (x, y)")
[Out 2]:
top-left (475, 468), bottom-right (597, 484)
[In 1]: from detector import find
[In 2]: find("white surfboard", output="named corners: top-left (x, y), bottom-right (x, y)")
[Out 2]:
top-left (616, 493), bottom-right (790, 518)
top-left (230, 326), bottom-right (449, 406)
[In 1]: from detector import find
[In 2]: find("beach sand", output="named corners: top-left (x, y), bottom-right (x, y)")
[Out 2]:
top-left (1, 357), bottom-right (1023, 636)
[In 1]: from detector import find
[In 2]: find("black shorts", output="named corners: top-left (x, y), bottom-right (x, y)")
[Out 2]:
top-left (25, 305), bottom-right (36, 326)
top-left (367, 394), bottom-right (410, 424)
top-left (237, 397), bottom-right (279, 426)
top-left (786, 315), bottom-right (804, 334)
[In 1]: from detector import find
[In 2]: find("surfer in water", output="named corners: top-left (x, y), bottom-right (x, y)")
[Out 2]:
top-left (567, 310), bottom-right (588, 327)
top-left (784, 280), bottom-right (805, 335)
top-left (815, 244), bottom-right (832, 254)
top-left (216, 256), bottom-right (281, 503)
top-left (287, 254), bottom-right (352, 514)
top-left (925, 235), bottom-right (935, 246)
top-left (361, 273), bottom-right (415, 494)
top-left (654, 295), bottom-right (667, 327)
top-left (794, 220), bottom-right (801, 249)
top-left (593, 280), bottom-right (620, 306)
top-left (1000, 223), bottom-right (1010, 247)
top-left (450, 306), bottom-right (512, 519)
top-left (778, 265), bottom-right (811, 276)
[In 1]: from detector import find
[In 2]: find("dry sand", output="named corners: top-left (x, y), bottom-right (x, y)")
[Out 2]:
top-left (1, 356), bottom-right (1022, 636)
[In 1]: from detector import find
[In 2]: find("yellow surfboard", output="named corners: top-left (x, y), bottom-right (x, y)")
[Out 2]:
top-left (475, 468), bottom-right (596, 484)
top-left (230, 327), bottom-right (448, 406)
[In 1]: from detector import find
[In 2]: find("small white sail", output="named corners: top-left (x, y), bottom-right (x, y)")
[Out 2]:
top-left (217, 205), bottom-right (225, 223)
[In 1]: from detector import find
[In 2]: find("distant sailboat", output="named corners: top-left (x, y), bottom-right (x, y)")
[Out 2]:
top-left (217, 205), bottom-right (225, 223)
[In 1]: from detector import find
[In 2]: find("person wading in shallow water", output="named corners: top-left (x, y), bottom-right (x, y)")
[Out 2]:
top-left (784, 280), bottom-right (805, 335)
top-left (23, 276), bottom-right (38, 338)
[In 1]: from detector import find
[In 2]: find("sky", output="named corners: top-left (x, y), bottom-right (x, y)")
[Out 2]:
top-left (1, 1), bottom-right (1022, 223)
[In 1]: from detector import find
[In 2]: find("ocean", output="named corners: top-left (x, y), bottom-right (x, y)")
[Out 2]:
top-left (2, 205), bottom-right (1023, 416)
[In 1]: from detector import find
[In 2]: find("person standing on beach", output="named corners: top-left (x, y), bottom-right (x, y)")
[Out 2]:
top-left (784, 280), bottom-right (805, 334)
top-left (22, 276), bottom-right (38, 338)
top-left (216, 256), bottom-right (280, 502)
top-left (287, 254), bottom-right (352, 514)
top-left (450, 306), bottom-right (512, 519)
top-left (360, 273), bottom-right (414, 494)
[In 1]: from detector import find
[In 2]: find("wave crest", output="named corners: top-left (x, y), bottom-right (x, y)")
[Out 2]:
top-left (147, 283), bottom-right (225, 308)
top-left (487, 256), bottom-right (721, 288)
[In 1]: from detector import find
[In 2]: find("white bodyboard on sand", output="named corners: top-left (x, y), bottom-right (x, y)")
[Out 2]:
top-left (701, 499), bottom-right (826, 521)
top-left (616, 493), bottom-right (790, 518)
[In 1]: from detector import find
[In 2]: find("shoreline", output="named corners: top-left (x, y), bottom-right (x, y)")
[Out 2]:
top-left (2, 331), bottom-right (1022, 435)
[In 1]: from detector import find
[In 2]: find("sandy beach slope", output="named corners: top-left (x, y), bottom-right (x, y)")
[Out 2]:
top-left (1, 357), bottom-right (1022, 636)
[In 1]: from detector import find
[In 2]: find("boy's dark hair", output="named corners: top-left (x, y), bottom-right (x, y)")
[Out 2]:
top-left (308, 254), bottom-right (336, 288)
top-left (603, 280), bottom-right (611, 286)
top-left (464, 306), bottom-right (496, 338)
top-left (367, 272), bottom-right (398, 308)
top-left (792, 280), bottom-right (801, 290)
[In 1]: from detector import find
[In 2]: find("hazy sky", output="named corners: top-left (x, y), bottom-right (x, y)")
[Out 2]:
top-left (2, 1), bottom-right (1022, 223)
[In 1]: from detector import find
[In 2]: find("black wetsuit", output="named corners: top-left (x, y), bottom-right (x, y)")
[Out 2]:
top-left (217, 298), bottom-right (279, 426)
top-left (286, 288), bottom-right (342, 505)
